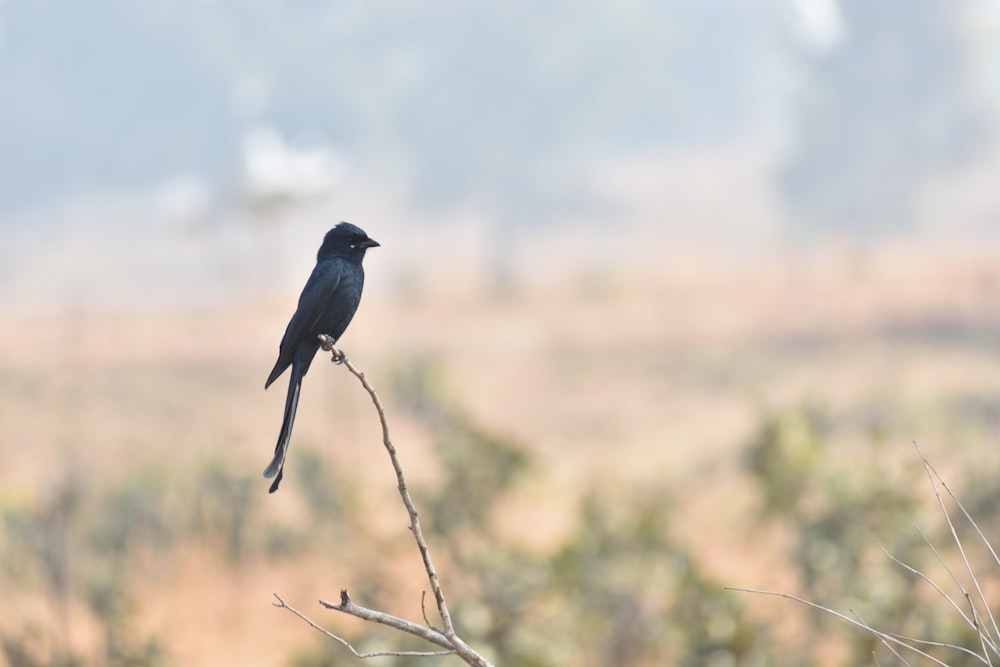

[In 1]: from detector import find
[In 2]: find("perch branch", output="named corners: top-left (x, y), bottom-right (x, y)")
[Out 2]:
top-left (318, 336), bottom-right (454, 635)
top-left (270, 336), bottom-right (491, 667)
top-left (319, 338), bottom-right (491, 665)
top-left (318, 590), bottom-right (453, 650)
top-left (273, 594), bottom-right (453, 659)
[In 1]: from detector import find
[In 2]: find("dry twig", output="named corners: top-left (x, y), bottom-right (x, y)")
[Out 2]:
top-left (272, 594), bottom-right (454, 659)
top-left (730, 442), bottom-right (1000, 666)
top-left (270, 337), bottom-right (494, 667)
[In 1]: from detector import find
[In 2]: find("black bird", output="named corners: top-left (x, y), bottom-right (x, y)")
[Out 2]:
top-left (263, 222), bottom-right (379, 493)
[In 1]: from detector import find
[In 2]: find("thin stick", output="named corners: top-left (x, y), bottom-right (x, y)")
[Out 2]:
top-left (320, 338), bottom-right (493, 667)
top-left (273, 594), bottom-right (454, 659)
top-left (321, 338), bottom-right (454, 634)
top-left (880, 541), bottom-right (980, 637)
top-left (318, 590), bottom-right (454, 650)
top-left (851, 609), bottom-right (913, 667)
top-left (915, 442), bottom-right (1000, 655)
top-left (726, 587), bottom-right (958, 666)
top-left (915, 442), bottom-right (1000, 654)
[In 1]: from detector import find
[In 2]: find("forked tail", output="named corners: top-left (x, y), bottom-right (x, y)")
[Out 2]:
top-left (263, 363), bottom-right (303, 493)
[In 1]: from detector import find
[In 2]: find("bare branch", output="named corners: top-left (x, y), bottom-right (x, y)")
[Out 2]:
top-left (854, 605), bottom-right (990, 665)
top-left (319, 337), bottom-right (453, 631)
top-left (726, 587), bottom-right (961, 666)
top-left (273, 594), bottom-right (454, 659)
top-left (733, 445), bottom-right (1000, 666)
top-left (272, 342), bottom-right (493, 665)
top-left (421, 590), bottom-right (436, 629)
top-left (317, 590), bottom-right (453, 650)
top-left (311, 337), bottom-right (494, 667)
top-left (850, 609), bottom-right (913, 667)
top-left (881, 540), bottom-right (978, 636)
top-left (915, 442), bottom-right (1000, 653)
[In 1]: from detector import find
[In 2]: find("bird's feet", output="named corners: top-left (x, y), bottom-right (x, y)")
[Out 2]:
top-left (318, 334), bottom-right (346, 364)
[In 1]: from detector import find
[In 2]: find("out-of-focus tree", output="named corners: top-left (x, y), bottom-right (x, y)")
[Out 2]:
top-left (781, 0), bottom-right (991, 237)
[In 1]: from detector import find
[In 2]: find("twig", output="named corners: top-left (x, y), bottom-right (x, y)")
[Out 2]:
top-left (421, 590), bottom-right (436, 629)
top-left (319, 337), bottom-right (454, 632)
top-left (273, 594), bottom-right (453, 659)
top-left (880, 541), bottom-right (978, 636)
top-left (915, 441), bottom-right (1000, 655)
top-left (854, 604), bottom-right (991, 665)
top-left (971, 598), bottom-right (997, 667)
top-left (909, 524), bottom-right (999, 659)
top-left (732, 444), bottom-right (1000, 665)
top-left (293, 337), bottom-right (491, 667)
top-left (726, 587), bottom-right (957, 666)
top-left (850, 609), bottom-right (913, 667)
top-left (318, 590), bottom-right (454, 650)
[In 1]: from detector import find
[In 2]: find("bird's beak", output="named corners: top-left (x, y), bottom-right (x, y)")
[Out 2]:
top-left (362, 238), bottom-right (380, 249)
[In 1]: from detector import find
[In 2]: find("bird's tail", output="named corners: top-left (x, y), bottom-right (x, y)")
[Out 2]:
top-left (263, 362), bottom-right (303, 493)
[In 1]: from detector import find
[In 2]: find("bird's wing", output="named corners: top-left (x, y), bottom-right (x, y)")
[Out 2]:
top-left (265, 261), bottom-right (343, 388)
top-left (284, 261), bottom-right (344, 348)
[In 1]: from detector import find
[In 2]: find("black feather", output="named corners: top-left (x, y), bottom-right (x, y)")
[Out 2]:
top-left (263, 222), bottom-right (379, 493)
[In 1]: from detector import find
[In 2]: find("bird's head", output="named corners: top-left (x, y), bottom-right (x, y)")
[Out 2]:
top-left (317, 222), bottom-right (380, 261)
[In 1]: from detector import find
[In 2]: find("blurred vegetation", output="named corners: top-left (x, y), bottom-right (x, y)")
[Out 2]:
top-left (743, 403), bottom-right (1000, 666)
top-left (5, 362), bottom-right (1000, 666)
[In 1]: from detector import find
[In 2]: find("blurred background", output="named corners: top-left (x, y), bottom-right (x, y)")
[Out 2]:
top-left (3, 0), bottom-right (1000, 665)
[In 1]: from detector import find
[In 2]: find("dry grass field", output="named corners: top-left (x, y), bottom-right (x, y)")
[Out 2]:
top-left (4, 224), bottom-right (1000, 665)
